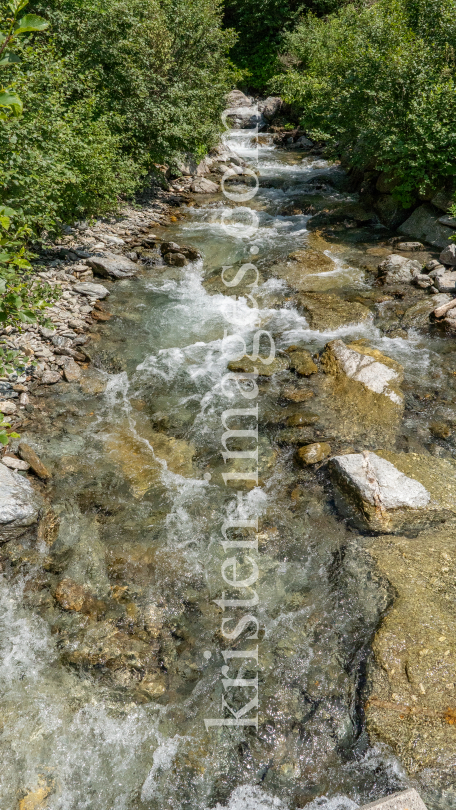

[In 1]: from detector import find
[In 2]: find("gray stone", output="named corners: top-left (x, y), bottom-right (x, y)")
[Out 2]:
top-left (289, 135), bottom-right (314, 150)
top-left (63, 358), bottom-right (81, 382)
top-left (360, 789), bottom-right (427, 810)
top-left (438, 214), bottom-right (456, 228)
top-left (0, 400), bottom-right (17, 415)
top-left (191, 177), bottom-right (219, 194)
top-left (330, 450), bottom-right (456, 533)
top-left (413, 273), bottom-right (432, 288)
top-left (40, 370), bottom-right (61, 385)
top-left (73, 282), bottom-right (110, 299)
top-left (435, 271), bottom-right (456, 293)
top-left (398, 203), bottom-right (453, 248)
top-left (258, 96), bottom-right (282, 121)
top-left (0, 463), bottom-right (42, 543)
top-left (439, 242), bottom-right (456, 266)
top-left (176, 153), bottom-right (198, 176)
top-left (374, 195), bottom-right (414, 229)
top-left (1, 456), bottom-right (29, 471)
top-left (431, 188), bottom-right (454, 211)
top-left (86, 252), bottom-right (138, 279)
top-left (377, 254), bottom-right (422, 284)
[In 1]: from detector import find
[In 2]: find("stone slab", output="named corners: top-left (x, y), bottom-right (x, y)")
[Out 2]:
top-left (361, 788), bottom-right (427, 810)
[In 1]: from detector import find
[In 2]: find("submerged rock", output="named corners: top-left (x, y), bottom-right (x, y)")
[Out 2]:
top-left (366, 524), bottom-right (456, 793)
top-left (321, 339), bottom-right (403, 405)
top-left (0, 463), bottom-right (43, 543)
top-left (298, 292), bottom-right (371, 330)
top-left (330, 450), bottom-right (456, 533)
top-left (297, 442), bottom-right (331, 465)
top-left (286, 347), bottom-right (318, 376)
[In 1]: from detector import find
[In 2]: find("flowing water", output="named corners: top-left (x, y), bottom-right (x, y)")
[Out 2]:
top-left (2, 130), bottom-right (456, 810)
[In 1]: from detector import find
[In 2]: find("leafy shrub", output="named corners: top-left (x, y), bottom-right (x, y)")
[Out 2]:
top-left (272, 0), bottom-right (456, 205)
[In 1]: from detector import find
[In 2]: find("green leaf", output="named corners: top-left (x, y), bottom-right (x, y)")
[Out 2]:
top-left (0, 52), bottom-right (22, 67)
top-left (13, 14), bottom-right (49, 35)
top-left (0, 280), bottom-right (6, 294)
top-left (0, 91), bottom-right (23, 114)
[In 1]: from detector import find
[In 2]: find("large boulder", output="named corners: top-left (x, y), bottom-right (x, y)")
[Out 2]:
top-left (366, 523), bottom-right (456, 793)
top-left (398, 204), bottom-right (453, 249)
top-left (318, 340), bottom-right (404, 445)
top-left (374, 195), bottom-right (415, 229)
top-left (226, 89), bottom-right (252, 108)
top-left (87, 252), bottom-right (138, 279)
top-left (377, 254), bottom-right (422, 284)
top-left (176, 153), bottom-right (198, 176)
top-left (435, 270), bottom-right (456, 293)
top-left (225, 106), bottom-right (267, 130)
top-left (258, 96), bottom-right (282, 122)
top-left (330, 450), bottom-right (456, 534)
top-left (0, 463), bottom-right (43, 543)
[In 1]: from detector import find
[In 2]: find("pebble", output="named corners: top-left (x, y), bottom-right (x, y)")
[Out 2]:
top-left (0, 400), bottom-right (17, 414)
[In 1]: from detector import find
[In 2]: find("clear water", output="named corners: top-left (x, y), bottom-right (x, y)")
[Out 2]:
top-left (2, 130), bottom-right (455, 810)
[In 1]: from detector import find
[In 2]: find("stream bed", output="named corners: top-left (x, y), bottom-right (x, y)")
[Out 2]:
top-left (2, 130), bottom-right (456, 810)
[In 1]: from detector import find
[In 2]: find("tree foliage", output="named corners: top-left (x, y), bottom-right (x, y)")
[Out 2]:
top-left (272, 0), bottom-right (456, 205)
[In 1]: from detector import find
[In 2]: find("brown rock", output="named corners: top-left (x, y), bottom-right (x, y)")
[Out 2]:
top-left (63, 358), bottom-right (81, 382)
top-left (18, 443), bottom-right (51, 480)
top-left (55, 577), bottom-right (105, 616)
top-left (164, 252), bottom-right (187, 267)
top-left (287, 348), bottom-right (318, 376)
top-left (281, 386), bottom-right (315, 403)
top-left (286, 412), bottom-right (319, 427)
top-left (297, 442), bottom-right (331, 465)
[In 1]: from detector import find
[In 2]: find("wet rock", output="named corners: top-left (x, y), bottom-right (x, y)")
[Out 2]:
top-left (366, 524), bottom-right (456, 792)
top-left (281, 385), bottom-right (315, 403)
top-left (19, 779), bottom-right (53, 810)
top-left (227, 356), bottom-right (289, 376)
top-left (61, 620), bottom-right (160, 678)
top-left (398, 204), bottom-right (453, 249)
top-left (191, 178), bottom-right (218, 194)
top-left (276, 428), bottom-right (318, 446)
top-left (298, 292), bottom-right (371, 330)
top-left (73, 282), bottom-right (110, 299)
top-left (79, 367), bottom-right (108, 395)
top-left (319, 340), bottom-right (404, 445)
top-left (164, 252), bottom-right (187, 267)
top-left (63, 358), bottom-right (81, 382)
top-left (225, 105), bottom-right (266, 130)
top-left (330, 452), bottom-right (431, 533)
top-left (286, 348), bottom-right (318, 376)
top-left (286, 412), bottom-right (319, 427)
top-left (377, 254), bottom-right (422, 284)
top-left (360, 790), bottom-right (428, 810)
top-left (87, 252), bottom-right (138, 279)
top-left (439, 242), bottom-right (456, 266)
top-left (18, 442), bottom-right (51, 479)
top-left (144, 604), bottom-right (165, 638)
top-left (55, 577), bottom-right (105, 616)
top-left (331, 450), bottom-right (456, 533)
top-left (401, 294), bottom-right (451, 328)
top-left (297, 442), bottom-right (331, 465)
top-left (435, 271), bottom-right (456, 292)
top-left (0, 463), bottom-right (43, 543)
top-left (271, 249), bottom-right (336, 293)
top-left (322, 340), bottom-right (403, 405)
top-left (430, 421), bottom-right (452, 440)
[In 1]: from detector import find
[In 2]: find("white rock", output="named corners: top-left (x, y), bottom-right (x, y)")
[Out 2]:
top-left (361, 788), bottom-right (428, 810)
top-left (378, 254), bottom-right (422, 283)
top-left (0, 463), bottom-right (42, 543)
top-left (332, 452), bottom-right (430, 511)
top-left (73, 282), bottom-right (110, 299)
top-left (0, 400), bottom-right (17, 415)
top-left (1, 456), bottom-right (30, 471)
top-left (325, 340), bottom-right (403, 405)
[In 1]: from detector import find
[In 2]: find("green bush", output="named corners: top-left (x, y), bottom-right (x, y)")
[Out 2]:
top-left (272, 0), bottom-right (456, 205)
top-left (224, 0), bottom-right (344, 91)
